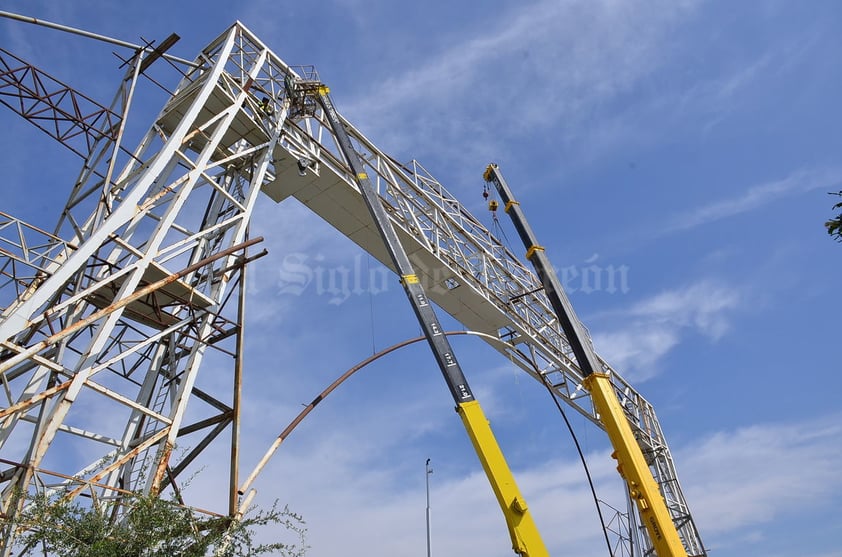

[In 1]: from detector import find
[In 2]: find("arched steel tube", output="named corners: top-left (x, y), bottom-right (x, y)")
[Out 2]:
top-left (237, 330), bottom-right (511, 510)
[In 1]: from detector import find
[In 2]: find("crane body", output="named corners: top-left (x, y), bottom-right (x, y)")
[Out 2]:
top-left (287, 80), bottom-right (549, 556)
top-left (484, 163), bottom-right (693, 557)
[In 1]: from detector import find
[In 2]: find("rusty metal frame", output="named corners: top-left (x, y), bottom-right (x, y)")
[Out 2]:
top-left (0, 48), bottom-right (120, 158)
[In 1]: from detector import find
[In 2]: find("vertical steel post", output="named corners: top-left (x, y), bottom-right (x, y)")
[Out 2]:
top-left (426, 458), bottom-right (433, 557)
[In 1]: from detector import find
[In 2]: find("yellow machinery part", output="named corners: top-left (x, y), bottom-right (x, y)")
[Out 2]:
top-left (583, 373), bottom-right (688, 557)
top-left (457, 400), bottom-right (549, 557)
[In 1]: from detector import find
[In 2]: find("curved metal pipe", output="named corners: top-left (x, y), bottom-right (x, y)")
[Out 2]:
top-left (237, 330), bottom-right (511, 506)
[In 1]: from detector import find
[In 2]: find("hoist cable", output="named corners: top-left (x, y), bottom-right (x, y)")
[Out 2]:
top-left (538, 374), bottom-right (614, 556)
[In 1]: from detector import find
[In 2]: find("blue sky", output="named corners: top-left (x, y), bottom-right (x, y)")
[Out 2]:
top-left (2, 1), bottom-right (841, 556)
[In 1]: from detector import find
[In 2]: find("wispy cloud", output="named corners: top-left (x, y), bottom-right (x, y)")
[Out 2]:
top-left (593, 280), bottom-right (740, 380)
top-left (226, 400), bottom-right (842, 556)
top-left (341, 0), bottom-right (701, 167)
top-left (678, 415), bottom-right (842, 553)
top-left (242, 440), bottom-right (625, 557)
top-left (666, 167), bottom-right (842, 233)
top-left (627, 280), bottom-right (740, 338)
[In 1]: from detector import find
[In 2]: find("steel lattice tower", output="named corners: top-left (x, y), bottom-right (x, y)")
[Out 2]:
top-left (0, 21), bottom-right (706, 556)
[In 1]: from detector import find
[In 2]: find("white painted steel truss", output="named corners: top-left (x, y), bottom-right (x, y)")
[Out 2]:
top-left (0, 22), bottom-right (704, 557)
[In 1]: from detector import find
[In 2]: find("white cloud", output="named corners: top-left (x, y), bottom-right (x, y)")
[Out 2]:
top-left (593, 280), bottom-right (740, 380)
top-left (594, 328), bottom-right (680, 379)
top-left (666, 167), bottom-right (842, 233)
top-left (247, 440), bottom-right (625, 557)
top-left (678, 416), bottom-right (842, 553)
top-left (628, 280), bottom-right (740, 339)
top-left (233, 404), bottom-right (842, 557)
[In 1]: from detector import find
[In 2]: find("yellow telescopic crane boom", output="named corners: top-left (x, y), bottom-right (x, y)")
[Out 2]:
top-left (484, 163), bottom-right (689, 557)
top-left (285, 77), bottom-right (549, 557)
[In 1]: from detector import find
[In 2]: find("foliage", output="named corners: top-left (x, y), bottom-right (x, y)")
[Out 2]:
top-left (4, 491), bottom-right (307, 557)
top-left (826, 190), bottom-right (842, 242)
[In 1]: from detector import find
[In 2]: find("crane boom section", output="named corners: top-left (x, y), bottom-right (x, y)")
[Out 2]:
top-left (294, 82), bottom-right (548, 557)
top-left (310, 83), bottom-right (473, 404)
top-left (484, 163), bottom-right (690, 557)
top-left (458, 400), bottom-right (547, 557)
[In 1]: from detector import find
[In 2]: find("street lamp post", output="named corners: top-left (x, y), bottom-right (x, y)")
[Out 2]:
top-left (426, 458), bottom-right (433, 557)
